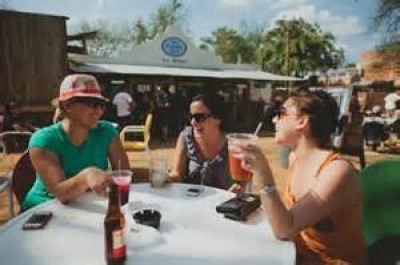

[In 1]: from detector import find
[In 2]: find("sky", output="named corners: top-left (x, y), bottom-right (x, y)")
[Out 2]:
top-left (3, 0), bottom-right (384, 63)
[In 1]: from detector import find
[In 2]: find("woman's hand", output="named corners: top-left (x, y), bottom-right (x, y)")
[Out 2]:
top-left (230, 143), bottom-right (274, 184)
top-left (83, 167), bottom-right (113, 197)
top-left (228, 183), bottom-right (246, 193)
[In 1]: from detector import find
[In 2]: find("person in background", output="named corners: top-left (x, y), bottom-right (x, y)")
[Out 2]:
top-left (169, 93), bottom-right (244, 192)
top-left (112, 85), bottom-right (135, 129)
top-left (154, 86), bottom-right (171, 142)
top-left (23, 74), bottom-right (130, 210)
top-left (232, 90), bottom-right (366, 263)
top-left (2, 101), bottom-right (38, 132)
top-left (0, 103), bottom-right (6, 132)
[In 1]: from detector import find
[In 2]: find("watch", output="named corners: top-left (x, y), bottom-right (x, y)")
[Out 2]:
top-left (260, 184), bottom-right (277, 195)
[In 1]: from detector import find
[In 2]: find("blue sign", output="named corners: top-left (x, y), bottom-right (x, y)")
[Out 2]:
top-left (161, 37), bottom-right (187, 57)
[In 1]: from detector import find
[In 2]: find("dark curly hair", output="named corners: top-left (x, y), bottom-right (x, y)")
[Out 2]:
top-left (290, 90), bottom-right (339, 148)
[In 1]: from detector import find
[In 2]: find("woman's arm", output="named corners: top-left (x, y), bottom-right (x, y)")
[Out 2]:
top-left (168, 134), bottom-right (187, 182)
top-left (29, 148), bottom-right (111, 203)
top-left (261, 160), bottom-right (357, 240)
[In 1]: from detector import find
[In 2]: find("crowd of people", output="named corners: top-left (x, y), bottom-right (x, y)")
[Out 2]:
top-left (12, 73), bottom-right (372, 263)
top-left (108, 84), bottom-right (189, 143)
top-left (361, 87), bottom-right (400, 151)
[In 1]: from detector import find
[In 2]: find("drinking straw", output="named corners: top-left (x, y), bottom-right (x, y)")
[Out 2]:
top-left (254, 122), bottom-right (263, 136)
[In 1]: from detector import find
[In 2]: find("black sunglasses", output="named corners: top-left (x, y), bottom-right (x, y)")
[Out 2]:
top-left (70, 97), bottom-right (107, 109)
top-left (189, 113), bottom-right (213, 123)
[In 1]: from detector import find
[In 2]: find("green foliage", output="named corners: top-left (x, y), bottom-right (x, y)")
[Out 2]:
top-left (373, 0), bottom-right (400, 57)
top-left (200, 22), bottom-right (263, 64)
top-left (71, 1), bottom-right (343, 77)
top-left (258, 18), bottom-right (344, 76)
top-left (72, 0), bottom-right (188, 56)
top-left (374, 0), bottom-right (400, 34)
top-left (201, 18), bottom-right (343, 76)
top-left (73, 20), bottom-right (133, 57)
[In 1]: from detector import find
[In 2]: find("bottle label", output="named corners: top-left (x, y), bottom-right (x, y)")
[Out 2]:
top-left (112, 229), bottom-right (126, 258)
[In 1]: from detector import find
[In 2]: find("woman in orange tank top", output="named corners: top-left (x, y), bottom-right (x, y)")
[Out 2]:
top-left (231, 90), bottom-right (367, 264)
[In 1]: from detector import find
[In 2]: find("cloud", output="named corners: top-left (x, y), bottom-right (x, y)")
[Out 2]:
top-left (266, 0), bottom-right (314, 10)
top-left (218, 0), bottom-right (255, 8)
top-left (271, 5), bottom-right (364, 37)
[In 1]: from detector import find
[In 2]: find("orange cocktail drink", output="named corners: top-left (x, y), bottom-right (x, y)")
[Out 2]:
top-left (226, 133), bottom-right (258, 181)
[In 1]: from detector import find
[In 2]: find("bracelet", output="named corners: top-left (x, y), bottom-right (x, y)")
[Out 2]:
top-left (259, 184), bottom-right (277, 195)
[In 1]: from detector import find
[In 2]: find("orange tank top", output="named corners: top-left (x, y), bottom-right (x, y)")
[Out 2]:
top-left (286, 152), bottom-right (367, 264)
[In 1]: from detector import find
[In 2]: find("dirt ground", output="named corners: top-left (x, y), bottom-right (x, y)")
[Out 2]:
top-left (1, 134), bottom-right (399, 224)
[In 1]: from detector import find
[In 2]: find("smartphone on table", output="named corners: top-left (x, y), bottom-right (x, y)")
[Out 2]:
top-left (22, 211), bottom-right (53, 230)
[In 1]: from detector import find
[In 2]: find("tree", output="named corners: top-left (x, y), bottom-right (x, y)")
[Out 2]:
top-left (71, 0), bottom-right (189, 56)
top-left (132, 0), bottom-right (189, 43)
top-left (201, 27), bottom-right (248, 63)
top-left (257, 18), bottom-right (344, 76)
top-left (374, 0), bottom-right (400, 35)
top-left (72, 20), bottom-right (132, 57)
top-left (131, 19), bottom-right (149, 45)
top-left (200, 22), bottom-right (264, 64)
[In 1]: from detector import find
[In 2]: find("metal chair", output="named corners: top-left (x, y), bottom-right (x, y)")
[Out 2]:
top-left (359, 159), bottom-right (400, 264)
top-left (120, 113), bottom-right (153, 151)
top-left (0, 131), bottom-right (32, 218)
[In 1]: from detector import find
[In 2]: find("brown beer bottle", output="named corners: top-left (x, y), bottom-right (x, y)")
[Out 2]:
top-left (104, 183), bottom-right (126, 265)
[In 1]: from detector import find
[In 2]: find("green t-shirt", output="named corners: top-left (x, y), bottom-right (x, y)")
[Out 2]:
top-left (22, 120), bottom-right (118, 210)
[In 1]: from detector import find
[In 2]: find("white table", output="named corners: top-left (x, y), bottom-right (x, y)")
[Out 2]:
top-left (0, 183), bottom-right (295, 265)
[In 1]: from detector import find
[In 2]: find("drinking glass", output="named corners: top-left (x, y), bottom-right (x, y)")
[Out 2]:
top-left (149, 159), bottom-right (168, 188)
top-left (226, 133), bottom-right (258, 182)
top-left (110, 169), bottom-right (133, 206)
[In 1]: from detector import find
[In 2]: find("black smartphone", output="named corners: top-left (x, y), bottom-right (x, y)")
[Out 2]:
top-left (22, 211), bottom-right (53, 230)
top-left (186, 187), bottom-right (203, 197)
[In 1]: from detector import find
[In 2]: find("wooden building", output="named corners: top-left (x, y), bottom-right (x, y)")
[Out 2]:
top-left (0, 10), bottom-right (68, 124)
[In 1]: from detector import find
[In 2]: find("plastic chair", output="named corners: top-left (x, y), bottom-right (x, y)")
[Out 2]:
top-left (120, 114), bottom-right (153, 151)
top-left (9, 151), bottom-right (36, 214)
top-left (0, 131), bottom-right (32, 218)
top-left (359, 160), bottom-right (400, 263)
top-left (0, 131), bottom-right (32, 153)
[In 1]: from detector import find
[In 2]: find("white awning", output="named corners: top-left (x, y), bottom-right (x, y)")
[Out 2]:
top-left (70, 62), bottom-right (303, 81)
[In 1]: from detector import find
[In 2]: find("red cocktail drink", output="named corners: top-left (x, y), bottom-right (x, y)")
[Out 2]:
top-left (226, 133), bottom-right (258, 182)
top-left (114, 178), bottom-right (130, 205)
top-left (110, 170), bottom-right (133, 206)
top-left (228, 153), bottom-right (252, 181)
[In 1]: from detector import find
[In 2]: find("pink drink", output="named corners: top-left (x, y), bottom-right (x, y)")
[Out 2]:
top-left (111, 170), bottom-right (133, 206)
top-left (114, 179), bottom-right (130, 205)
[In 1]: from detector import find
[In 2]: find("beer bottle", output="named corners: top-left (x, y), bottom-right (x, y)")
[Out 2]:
top-left (104, 183), bottom-right (126, 265)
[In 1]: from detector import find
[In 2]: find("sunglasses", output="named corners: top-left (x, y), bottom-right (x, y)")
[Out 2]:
top-left (70, 97), bottom-right (107, 109)
top-left (189, 113), bottom-right (213, 123)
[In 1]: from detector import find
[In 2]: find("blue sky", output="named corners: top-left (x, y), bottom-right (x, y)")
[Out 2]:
top-left (4, 0), bottom-right (383, 63)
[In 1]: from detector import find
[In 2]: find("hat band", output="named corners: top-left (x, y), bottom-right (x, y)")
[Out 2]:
top-left (60, 88), bottom-right (102, 100)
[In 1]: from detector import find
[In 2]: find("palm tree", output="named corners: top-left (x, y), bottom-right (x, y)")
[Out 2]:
top-left (257, 18), bottom-right (343, 76)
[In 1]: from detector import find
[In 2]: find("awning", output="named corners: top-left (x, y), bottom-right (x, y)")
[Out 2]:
top-left (70, 62), bottom-right (303, 82)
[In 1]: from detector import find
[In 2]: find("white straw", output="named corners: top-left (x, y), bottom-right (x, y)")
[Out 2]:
top-left (254, 122), bottom-right (263, 136)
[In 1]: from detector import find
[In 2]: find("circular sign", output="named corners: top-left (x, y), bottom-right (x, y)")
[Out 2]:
top-left (161, 37), bottom-right (187, 57)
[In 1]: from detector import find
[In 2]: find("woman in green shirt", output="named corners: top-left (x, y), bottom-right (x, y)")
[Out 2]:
top-left (23, 74), bottom-right (130, 209)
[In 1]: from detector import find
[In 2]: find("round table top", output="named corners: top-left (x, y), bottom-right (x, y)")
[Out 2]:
top-left (0, 183), bottom-right (295, 265)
